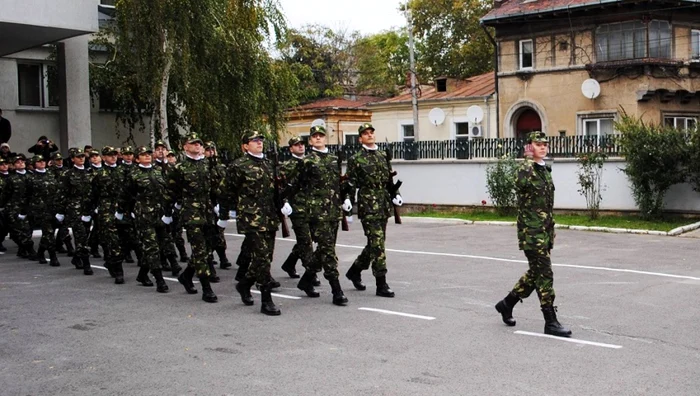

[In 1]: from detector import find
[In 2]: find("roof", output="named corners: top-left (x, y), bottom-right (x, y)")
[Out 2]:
top-left (293, 96), bottom-right (379, 111)
top-left (372, 72), bottom-right (495, 105)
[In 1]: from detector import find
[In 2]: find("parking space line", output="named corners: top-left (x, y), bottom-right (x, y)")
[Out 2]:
top-left (514, 330), bottom-right (623, 349)
top-left (358, 307), bottom-right (436, 320)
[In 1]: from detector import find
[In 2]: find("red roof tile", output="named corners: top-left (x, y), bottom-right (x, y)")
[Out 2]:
top-left (373, 72), bottom-right (495, 105)
top-left (294, 96), bottom-right (379, 110)
top-left (482, 0), bottom-right (643, 22)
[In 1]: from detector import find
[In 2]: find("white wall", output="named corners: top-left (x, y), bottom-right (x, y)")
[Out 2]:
top-left (2, 0), bottom-right (99, 32)
top-left (392, 158), bottom-right (700, 212)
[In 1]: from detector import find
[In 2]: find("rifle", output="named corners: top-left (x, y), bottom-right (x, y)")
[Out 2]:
top-left (337, 147), bottom-right (349, 231)
top-left (270, 143), bottom-right (291, 238)
top-left (384, 140), bottom-right (403, 225)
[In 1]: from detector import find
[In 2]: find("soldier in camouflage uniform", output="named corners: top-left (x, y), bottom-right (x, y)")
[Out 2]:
top-left (49, 152), bottom-right (73, 255)
top-left (116, 146), bottom-right (140, 265)
top-left (167, 151), bottom-right (189, 263)
top-left (279, 136), bottom-right (306, 279)
top-left (120, 146), bottom-right (171, 293)
top-left (220, 131), bottom-right (289, 316)
top-left (204, 141), bottom-right (231, 272)
top-left (3, 154), bottom-right (37, 260)
top-left (495, 131), bottom-right (571, 338)
top-left (91, 146), bottom-right (125, 284)
top-left (167, 133), bottom-right (219, 303)
top-left (289, 126), bottom-right (349, 306)
top-left (0, 158), bottom-right (10, 252)
top-left (152, 139), bottom-right (182, 276)
top-left (345, 123), bottom-right (403, 298)
top-left (26, 155), bottom-right (60, 266)
top-left (87, 150), bottom-right (104, 259)
top-left (56, 149), bottom-right (94, 274)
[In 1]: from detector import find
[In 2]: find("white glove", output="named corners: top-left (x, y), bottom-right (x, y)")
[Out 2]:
top-left (174, 203), bottom-right (182, 210)
top-left (130, 213), bottom-right (135, 219)
top-left (392, 195), bottom-right (403, 206)
top-left (161, 215), bottom-right (173, 225)
top-left (18, 214), bottom-right (26, 220)
top-left (94, 208), bottom-right (98, 214)
top-left (281, 202), bottom-right (293, 216)
top-left (81, 215), bottom-right (92, 223)
top-left (55, 214), bottom-right (65, 223)
top-left (346, 215), bottom-right (353, 224)
top-left (228, 210), bottom-right (237, 219)
top-left (216, 219), bottom-right (228, 229)
top-left (214, 204), bottom-right (220, 216)
top-left (115, 212), bottom-right (124, 221)
top-left (342, 199), bottom-right (352, 212)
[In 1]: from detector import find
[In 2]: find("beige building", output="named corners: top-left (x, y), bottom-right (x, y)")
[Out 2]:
top-left (481, 0), bottom-right (700, 139)
top-left (368, 72), bottom-right (497, 143)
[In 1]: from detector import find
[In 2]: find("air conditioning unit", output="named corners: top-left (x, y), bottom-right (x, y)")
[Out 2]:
top-left (469, 124), bottom-right (483, 138)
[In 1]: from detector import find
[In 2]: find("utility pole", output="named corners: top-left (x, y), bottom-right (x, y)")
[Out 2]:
top-left (407, 8), bottom-right (420, 141)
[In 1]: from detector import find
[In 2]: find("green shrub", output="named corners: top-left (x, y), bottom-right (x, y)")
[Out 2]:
top-left (486, 154), bottom-right (518, 215)
top-left (688, 126), bottom-right (700, 192)
top-left (576, 150), bottom-right (607, 219)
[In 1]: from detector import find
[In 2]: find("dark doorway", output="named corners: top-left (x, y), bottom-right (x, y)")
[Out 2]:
top-left (515, 109), bottom-right (542, 140)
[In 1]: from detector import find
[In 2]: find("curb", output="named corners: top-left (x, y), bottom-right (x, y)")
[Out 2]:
top-left (401, 217), bottom-right (700, 237)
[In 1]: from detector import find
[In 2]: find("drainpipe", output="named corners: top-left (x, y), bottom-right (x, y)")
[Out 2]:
top-left (481, 24), bottom-right (500, 138)
top-left (485, 95), bottom-right (491, 139)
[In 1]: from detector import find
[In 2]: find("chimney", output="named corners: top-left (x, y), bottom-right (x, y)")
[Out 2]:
top-left (493, 0), bottom-right (505, 8)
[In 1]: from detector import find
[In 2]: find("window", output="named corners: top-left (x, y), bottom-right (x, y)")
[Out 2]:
top-left (692, 30), bottom-right (700, 59)
top-left (519, 39), bottom-right (533, 69)
top-left (583, 118), bottom-right (614, 138)
top-left (401, 124), bottom-right (415, 142)
top-left (596, 20), bottom-right (671, 62)
top-left (455, 122), bottom-right (470, 140)
top-left (664, 115), bottom-right (697, 130)
top-left (17, 63), bottom-right (58, 108)
top-left (344, 133), bottom-right (359, 145)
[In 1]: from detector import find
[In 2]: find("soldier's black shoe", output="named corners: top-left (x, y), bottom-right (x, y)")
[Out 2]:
top-left (167, 255), bottom-right (182, 277)
top-left (542, 305), bottom-right (572, 338)
top-left (234, 263), bottom-right (249, 282)
top-left (37, 247), bottom-right (47, 264)
top-left (216, 247), bottom-right (232, 269)
top-left (281, 252), bottom-right (300, 278)
top-left (48, 250), bottom-right (61, 267)
top-left (297, 271), bottom-right (320, 298)
top-left (115, 274), bottom-right (125, 284)
top-left (25, 245), bottom-right (38, 261)
top-left (236, 277), bottom-right (255, 306)
top-left (329, 278), bottom-right (348, 306)
top-left (123, 251), bottom-right (135, 264)
top-left (208, 262), bottom-right (220, 283)
top-left (71, 256), bottom-right (83, 269)
top-left (113, 262), bottom-right (125, 284)
top-left (199, 277), bottom-right (218, 303)
top-left (136, 266), bottom-right (154, 286)
top-left (345, 265), bottom-right (366, 291)
top-left (495, 292), bottom-right (520, 327)
top-left (104, 261), bottom-right (116, 278)
top-left (312, 273), bottom-right (321, 287)
top-left (260, 285), bottom-right (281, 316)
top-left (375, 276), bottom-right (395, 298)
top-left (178, 267), bottom-right (198, 294)
top-left (153, 270), bottom-right (169, 293)
top-left (82, 257), bottom-right (93, 276)
top-left (268, 276), bottom-right (281, 289)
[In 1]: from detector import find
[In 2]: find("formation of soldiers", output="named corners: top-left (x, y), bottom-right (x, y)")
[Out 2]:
top-left (0, 124), bottom-right (405, 317)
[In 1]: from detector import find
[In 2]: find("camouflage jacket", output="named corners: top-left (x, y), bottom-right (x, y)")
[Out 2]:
top-left (207, 157), bottom-right (227, 204)
top-left (220, 153), bottom-right (279, 234)
top-left (50, 165), bottom-right (66, 179)
top-left (26, 170), bottom-right (58, 218)
top-left (91, 164), bottom-right (124, 216)
top-left (516, 159), bottom-right (555, 251)
top-left (294, 150), bottom-right (346, 222)
top-left (58, 166), bottom-right (93, 219)
top-left (4, 171), bottom-right (30, 214)
top-left (0, 172), bottom-right (10, 209)
top-left (346, 147), bottom-right (396, 221)
top-left (279, 156), bottom-right (309, 218)
top-left (123, 165), bottom-right (171, 227)
top-left (167, 155), bottom-right (216, 226)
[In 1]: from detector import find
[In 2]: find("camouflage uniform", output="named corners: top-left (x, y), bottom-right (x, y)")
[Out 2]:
top-left (279, 151), bottom-right (310, 275)
top-left (116, 148), bottom-right (140, 264)
top-left (50, 154), bottom-right (73, 255)
top-left (167, 153), bottom-right (188, 262)
top-left (205, 146), bottom-right (229, 270)
top-left (4, 154), bottom-right (35, 257)
top-left (153, 155), bottom-right (180, 272)
top-left (87, 153), bottom-right (103, 258)
top-left (0, 160), bottom-right (10, 251)
top-left (26, 155), bottom-right (58, 263)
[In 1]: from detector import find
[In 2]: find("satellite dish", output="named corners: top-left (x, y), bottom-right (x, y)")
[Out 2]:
top-left (581, 79), bottom-right (601, 99)
top-left (466, 106), bottom-right (484, 124)
top-left (311, 119), bottom-right (326, 129)
top-left (428, 108), bottom-right (446, 126)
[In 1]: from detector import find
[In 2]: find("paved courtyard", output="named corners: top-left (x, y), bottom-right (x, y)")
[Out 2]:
top-left (1, 220), bottom-right (698, 395)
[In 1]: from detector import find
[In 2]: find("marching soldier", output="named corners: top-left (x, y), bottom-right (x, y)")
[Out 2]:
top-left (220, 131), bottom-right (290, 315)
top-left (494, 131), bottom-right (572, 337)
top-left (166, 151), bottom-right (189, 263)
top-left (152, 139), bottom-right (182, 276)
top-left (167, 133), bottom-right (219, 303)
top-left (117, 145), bottom-right (140, 264)
top-left (289, 126), bottom-right (349, 306)
top-left (0, 158), bottom-right (10, 252)
top-left (345, 123), bottom-right (403, 298)
top-left (26, 155), bottom-right (60, 266)
top-left (205, 141), bottom-right (231, 271)
top-left (50, 152), bottom-right (74, 256)
top-left (3, 154), bottom-right (37, 260)
top-left (56, 148), bottom-right (94, 274)
top-left (279, 136), bottom-right (306, 279)
top-left (87, 150), bottom-right (103, 259)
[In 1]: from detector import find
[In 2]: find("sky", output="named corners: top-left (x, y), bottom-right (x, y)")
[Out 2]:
top-left (278, 0), bottom-right (407, 35)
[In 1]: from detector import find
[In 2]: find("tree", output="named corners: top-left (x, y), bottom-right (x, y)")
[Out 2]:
top-left (354, 29), bottom-right (410, 96)
top-left (406, 0), bottom-right (494, 79)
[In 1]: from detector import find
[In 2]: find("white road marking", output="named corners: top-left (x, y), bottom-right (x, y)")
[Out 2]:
top-left (514, 330), bottom-right (623, 349)
top-left (358, 307), bottom-right (436, 321)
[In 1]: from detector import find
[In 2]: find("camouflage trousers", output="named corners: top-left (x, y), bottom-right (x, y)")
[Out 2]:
top-left (512, 249), bottom-right (556, 307)
top-left (97, 212), bottom-right (122, 266)
top-left (32, 213), bottom-right (55, 251)
top-left (8, 210), bottom-right (33, 249)
top-left (203, 223), bottom-right (226, 254)
top-left (245, 231), bottom-right (276, 285)
top-left (303, 220), bottom-right (339, 280)
top-left (353, 218), bottom-right (388, 277)
top-left (56, 223), bottom-right (72, 248)
top-left (160, 224), bottom-right (178, 258)
top-left (138, 224), bottom-right (169, 271)
top-left (185, 225), bottom-right (211, 278)
top-left (117, 221), bottom-right (140, 259)
top-left (290, 217), bottom-right (313, 267)
top-left (236, 234), bottom-right (252, 268)
top-left (171, 213), bottom-right (187, 254)
top-left (0, 210), bottom-right (8, 243)
top-left (67, 215), bottom-right (90, 258)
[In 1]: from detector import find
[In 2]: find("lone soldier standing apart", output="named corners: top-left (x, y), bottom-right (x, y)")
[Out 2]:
top-left (495, 131), bottom-right (571, 337)
top-left (345, 123), bottom-right (403, 298)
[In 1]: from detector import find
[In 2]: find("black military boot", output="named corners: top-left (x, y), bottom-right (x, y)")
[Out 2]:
top-left (177, 266), bottom-right (198, 294)
top-left (281, 251), bottom-right (300, 278)
top-left (153, 269), bottom-right (169, 293)
top-left (16, 245), bottom-right (26, 258)
top-left (495, 292), bottom-right (520, 327)
top-left (312, 273), bottom-right (321, 286)
top-left (375, 276), bottom-right (395, 298)
top-left (113, 262), bottom-right (125, 285)
top-left (104, 260), bottom-right (116, 278)
top-left (177, 245), bottom-right (189, 263)
top-left (136, 266), bottom-right (153, 286)
top-left (260, 284), bottom-right (281, 316)
top-left (37, 246), bottom-right (47, 264)
top-left (167, 255), bottom-right (182, 277)
top-left (235, 262), bottom-right (249, 282)
top-left (268, 275), bottom-right (281, 289)
top-left (48, 250), bottom-right (61, 267)
top-left (216, 247), bottom-right (232, 270)
top-left (71, 255), bottom-right (83, 269)
top-left (345, 265), bottom-right (366, 291)
top-left (199, 277), bottom-right (218, 303)
top-left (25, 244), bottom-right (38, 261)
top-left (329, 278), bottom-right (348, 306)
top-left (65, 239), bottom-right (75, 257)
top-left (235, 277), bottom-right (255, 306)
top-left (208, 261), bottom-right (220, 283)
top-left (297, 271), bottom-right (320, 298)
top-left (81, 256), bottom-right (93, 276)
top-left (541, 305), bottom-right (572, 338)
top-left (123, 250), bottom-right (135, 264)
top-left (91, 245), bottom-right (101, 259)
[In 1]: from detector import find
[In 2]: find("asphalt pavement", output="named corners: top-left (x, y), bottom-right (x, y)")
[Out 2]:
top-left (1, 220), bottom-right (698, 395)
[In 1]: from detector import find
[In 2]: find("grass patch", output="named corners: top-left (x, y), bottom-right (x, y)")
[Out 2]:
top-left (404, 210), bottom-right (696, 232)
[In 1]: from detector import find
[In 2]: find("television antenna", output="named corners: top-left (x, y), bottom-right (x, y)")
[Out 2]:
top-left (581, 79), bottom-right (601, 99)
top-left (428, 108), bottom-right (446, 126)
top-left (466, 106), bottom-right (484, 124)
